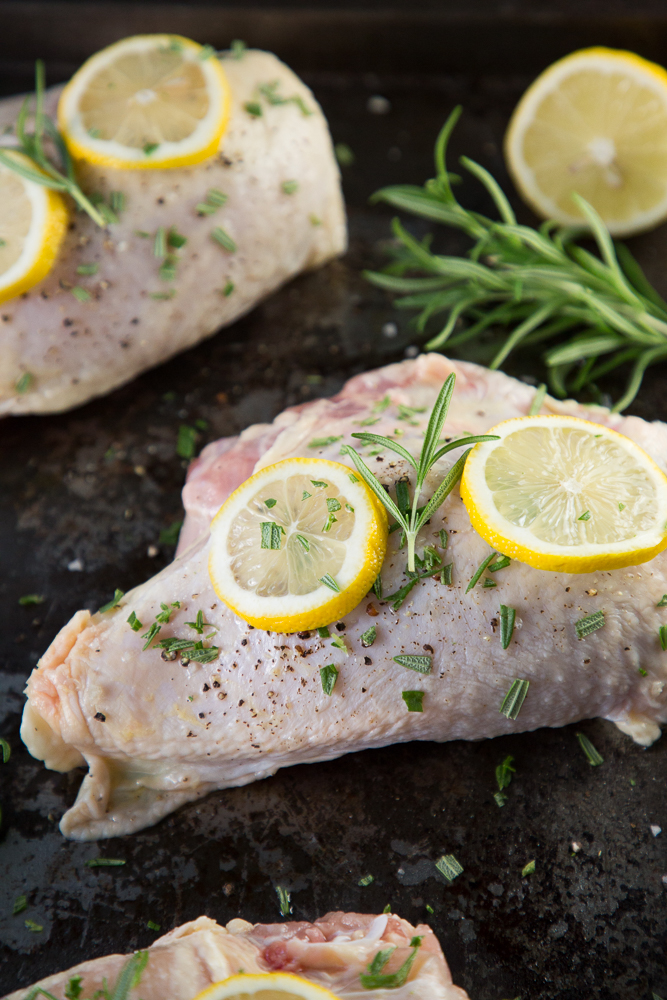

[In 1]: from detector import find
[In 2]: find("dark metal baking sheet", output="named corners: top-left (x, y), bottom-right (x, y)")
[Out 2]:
top-left (1, 6), bottom-right (666, 999)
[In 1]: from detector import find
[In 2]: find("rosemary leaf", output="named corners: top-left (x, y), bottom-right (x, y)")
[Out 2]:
top-left (499, 604), bottom-right (516, 649)
top-left (320, 574), bottom-right (340, 593)
top-left (575, 610), bottom-right (605, 639)
top-left (576, 732), bottom-right (604, 766)
top-left (393, 654), bottom-right (432, 674)
top-left (522, 860), bottom-right (536, 877)
top-left (500, 678), bottom-right (529, 719)
top-left (276, 885), bottom-right (291, 915)
top-left (320, 663), bottom-right (338, 695)
top-left (435, 854), bottom-right (463, 882)
top-left (466, 552), bottom-right (496, 593)
top-left (212, 226), bottom-right (237, 252)
top-left (402, 690), bottom-right (424, 712)
top-left (99, 589), bottom-right (124, 613)
top-left (360, 625), bottom-right (376, 647)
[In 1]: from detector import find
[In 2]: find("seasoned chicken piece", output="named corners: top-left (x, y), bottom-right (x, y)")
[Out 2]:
top-left (2, 911), bottom-right (467, 1000)
top-left (0, 49), bottom-right (345, 416)
top-left (21, 354), bottom-right (667, 840)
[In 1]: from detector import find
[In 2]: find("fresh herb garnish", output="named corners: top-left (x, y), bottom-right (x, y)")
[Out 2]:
top-left (72, 286), bottom-right (91, 303)
top-left (578, 510), bottom-right (591, 521)
top-left (335, 143), bottom-right (355, 167)
top-left (482, 578), bottom-right (497, 588)
top-left (155, 602), bottom-right (173, 624)
top-left (343, 374), bottom-right (498, 571)
top-left (309, 436), bottom-right (342, 448)
top-left (261, 522), bottom-right (283, 549)
top-left (326, 497), bottom-right (342, 512)
top-left (258, 80), bottom-right (312, 116)
top-left (500, 679), bottom-right (529, 719)
top-left (499, 604), bottom-right (516, 649)
top-left (143, 142), bottom-right (159, 155)
top-left (230, 39), bottom-right (247, 58)
top-left (466, 552), bottom-right (497, 593)
top-left (576, 732), bottom-right (604, 766)
top-left (99, 589), bottom-right (124, 613)
top-left (159, 520), bottom-right (182, 546)
top-left (529, 383), bottom-right (547, 415)
top-left (440, 563), bottom-right (453, 585)
top-left (402, 690), bottom-right (424, 712)
top-left (281, 179), bottom-right (299, 194)
top-left (127, 611), bottom-right (142, 632)
top-left (575, 610), bottom-right (605, 639)
top-left (660, 625), bottom-right (667, 651)
top-left (168, 227), bottom-right (187, 248)
top-left (223, 281), bottom-right (235, 296)
top-left (197, 188), bottom-right (227, 215)
top-left (435, 854), bottom-right (463, 881)
top-left (275, 885), bottom-right (291, 916)
top-left (302, 490), bottom-right (312, 500)
top-left (244, 101), bottom-right (262, 117)
top-left (141, 622), bottom-right (161, 650)
top-left (18, 593), bottom-right (44, 606)
top-left (320, 574), bottom-right (340, 592)
top-left (12, 895), bottom-right (27, 915)
top-left (177, 424), bottom-right (198, 459)
top-left (360, 937), bottom-right (423, 990)
top-left (317, 626), bottom-right (331, 638)
top-left (322, 512), bottom-right (337, 532)
top-left (360, 625), bottom-right (376, 647)
top-left (296, 534), bottom-right (310, 552)
top-left (489, 555), bottom-right (511, 572)
top-left (496, 755), bottom-right (515, 791)
top-left (366, 105), bottom-right (667, 411)
top-left (522, 859), bottom-right (536, 877)
top-left (311, 480), bottom-right (328, 488)
top-left (24, 919), bottom-right (43, 933)
top-left (146, 919), bottom-right (161, 931)
top-left (76, 263), bottom-right (98, 275)
top-left (393, 654), bottom-right (432, 674)
top-left (85, 858), bottom-right (126, 867)
top-left (265, 498), bottom-right (277, 508)
top-left (212, 226), bottom-right (237, 252)
top-left (0, 738), bottom-right (10, 764)
top-left (186, 610), bottom-right (209, 634)
top-left (384, 547), bottom-right (444, 609)
top-left (657, 595), bottom-right (667, 607)
top-left (15, 372), bottom-right (34, 394)
top-left (331, 636), bottom-right (349, 655)
top-left (358, 874), bottom-right (374, 886)
top-left (320, 663), bottom-right (339, 695)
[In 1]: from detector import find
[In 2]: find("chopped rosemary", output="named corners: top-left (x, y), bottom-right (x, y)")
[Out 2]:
top-left (657, 596), bottom-right (667, 607)
top-left (488, 555), bottom-right (511, 572)
top-left (159, 520), bottom-right (182, 546)
top-left (311, 480), bottom-right (328, 487)
top-left (281, 179), bottom-right (299, 194)
top-left (294, 535), bottom-right (310, 554)
top-left (12, 895), bottom-right (27, 915)
top-left (309, 436), bottom-right (342, 448)
top-left (577, 732), bottom-right (604, 766)
top-left (99, 589), bottom-right (124, 613)
top-left (345, 503), bottom-right (355, 512)
top-left (358, 874), bottom-right (374, 886)
top-left (326, 497), bottom-right (342, 512)
top-left (212, 226), bottom-right (237, 252)
top-left (522, 860), bottom-right (536, 877)
top-left (435, 854), bottom-right (463, 882)
top-left (482, 578), bottom-right (497, 588)
top-left (154, 227), bottom-right (166, 257)
top-left (244, 101), bottom-right (263, 117)
top-left (186, 644), bottom-right (219, 664)
top-left (110, 190), bottom-right (125, 215)
top-left (360, 625), bottom-right (376, 647)
top-left (575, 610), bottom-right (605, 639)
top-left (198, 44), bottom-right (215, 60)
top-left (366, 105), bottom-right (667, 411)
top-left (141, 622), bottom-right (161, 650)
top-left (320, 574), bottom-right (340, 592)
top-left (578, 510), bottom-right (591, 521)
top-left (259, 80), bottom-right (312, 116)
top-left (393, 654), bottom-right (432, 674)
top-left (402, 690), bottom-right (424, 712)
top-left (322, 512), bottom-right (337, 532)
top-left (660, 625), bottom-right (667, 651)
top-left (440, 563), bottom-right (453, 585)
top-left (265, 498), bottom-right (277, 508)
top-left (223, 281), bottom-right (235, 296)
top-left (0, 738), bottom-right (10, 764)
top-left (466, 552), bottom-right (497, 593)
top-left (18, 594), bottom-right (44, 606)
top-left (349, 473), bottom-right (360, 482)
top-left (85, 857), bottom-right (126, 867)
top-left (24, 919), bottom-right (43, 933)
top-left (143, 142), bottom-right (159, 155)
top-left (186, 610), bottom-right (209, 634)
top-left (15, 372), bottom-right (33, 394)
top-left (168, 227), bottom-right (187, 248)
top-left (499, 605), bottom-right (516, 649)
top-left (177, 424), bottom-right (198, 459)
top-left (320, 663), bottom-right (339, 695)
top-left (72, 286), bottom-right (91, 303)
top-left (500, 679), bottom-right (529, 719)
top-left (618, 502), bottom-right (626, 511)
top-left (529, 383), bottom-right (547, 415)
top-left (127, 611), bottom-right (142, 632)
top-left (335, 142), bottom-right (355, 167)
top-left (155, 602), bottom-right (173, 624)
top-left (276, 885), bottom-right (291, 916)
top-left (150, 289), bottom-right (176, 300)
top-left (230, 39), bottom-right (247, 58)
top-left (147, 919), bottom-right (161, 931)
top-left (496, 754), bottom-right (515, 793)
top-left (360, 937), bottom-right (422, 990)
top-left (302, 491), bottom-right (312, 500)
top-left (317, 626), bottom-right (331, 638)
top-left (76, 263), bottom-right (98, 275)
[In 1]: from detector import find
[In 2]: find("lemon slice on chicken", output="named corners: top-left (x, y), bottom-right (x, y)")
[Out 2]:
top-left (194, 972), bottom-right (340, 1000)
top-left (505, 47), bottom-right (667, 236)
top-left (460, 415), bottom-right (667, 573)
top-left (58, 34), bottom-right (231, 169)
top-left (0, 152), bottom-right (67, 306)
top-left (209, 458), bottom-right (388, 632)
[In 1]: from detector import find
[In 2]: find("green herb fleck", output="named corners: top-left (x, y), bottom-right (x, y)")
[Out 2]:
top-left (198, 44), bottom-right (215, 60)
top-left (639, 667), bottom-right (648, 676)
top-left (206, 188), bottom-right (227, 206)
top-left (99, 589), bottom-right (124, 613)
top-left (322, 512), bottom-right (338, 532)
top-left (575, 610), bottom-right (605, 639)
top-left (259, 80), bottom-right (312, 116)
top-left (576, 731), bottom-right (603, 766)
top-left (326, 497), bottom-right (342, 512)
top-left (522, 860), bottom-right (536, 877)
top-left (110, 191), bottom-right (125, 215)
top-left (358, 874), bottom-right (374, 886)
top-left (660, 625), bottom-right (667, 651)
top-left (186, 610), bottom-right (208, 634)
top-left (496, 754), bottom-right (515, 792)
top-left (499, 604), bottom-right (516, 649)
top-left (397, 403), bottom-right (426, 423)
top-left (127, 611), bottom-right (142, 632)
top-left (159, 520), bottom-right (182, 546)
top-left (657, 595), bottom-right (667, 607)
top-left (317, 626), bottom-right (331, 638)
top-left (13, 895), bottom-right (27, 915)
top-left (25, 919), bottom-right (43, 933)
top-left (159, 254), bottom-right (178, 281)
top-left (223, 281), bottom-right (235, 296)
top-left (296, 534), bottom-right (310, 552)
top-left (440, 563), bottom-right (453, 585)
top-left (72, 286), bottom-right (91, 302)
top-left (435, 854), bottom-right (463, 882)
top-left (360, 625), bottom-right (376, 647)
top-left (345, 503), bottom-right (355, 513)
top-left (244, 101), bottom-right (262, 117)
top-left (402, 690), bottom-right (424, 712)
top-left (143, 142), bottom-right (159, 155)
top-left (578, 510), bottom-right (591, 521)
top-left (177, 424), bottom-right (198, 459)
top-left (85, 858), bottom-right (126, 867)
top-left (196, 202), bottom-right (217, 216)
top-left (141, 622), bottom-right (161, 650)
top-left (331, 636), bottom-right (348, 655)
top-left (618, 502), bottom-right (626, 511)
top-left (212, 226), bottom-right (237, 252)
top-left (320, 663), bottom-right (339, 695)
top-left (150, 289), bottom-right (177, 300)
top-left (309, 436), bottom-right (342, 448)
top-left (311, 480), bottom-right (328, 488)
top-left (393, 654), bottom-right (432, 674)
top-left (0, 738), bottom-right (10, 764)
top-left (15, 372), bottom-right (33, 394)
top-left (383, 904), bottom-right (391, 913)
top-left (19, 594), bottom-right (44, 606)
top-left (147, 919), bottom-right (161, 931)
top-left (155, 602), bottom-right (173, 624)
top-left (373, 395), bottom-right (392, 414)
top-left (500, 678), bottom-right (529, 719)
top-left (302, 490), bottom-right (312, 500)
top-left (360, 936), bottom-right (422, 990)
top-left (168, 227), bottom-right (187, 248)
top-left (261, 522), bottom-right (282, 549)
top-left (276, 885), bottom-right (291, 916)
top-left (483, 577), bottom-right (497, 588)
top-left (489, 554), bottom-right (511, 572)
top-left (281, 179), bottom-right (299, 194)
top-left (231, 39), bottom-right (247, 58)
top-left (320, 574), bottom-right (340, 593)
top-left (466, 552), bottom-right (497, 593)
top-left (76, 263), bottom-right (98, 275)
top-left (494, 791), bottom-right (508, 808)
top-left (334, 142), bottom-right (355, 167)
top-left (309, 214), bottom-right (322, 226)
top-left (265, 498), bottom-right (277, 508)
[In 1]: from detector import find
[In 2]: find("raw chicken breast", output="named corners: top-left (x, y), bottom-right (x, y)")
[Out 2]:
top-left (21, 354), bottom-right (667, 840)
top-left (0, 49), bottom-right (346, 416)
top-left (2, 911), bottom-right (467, 1000)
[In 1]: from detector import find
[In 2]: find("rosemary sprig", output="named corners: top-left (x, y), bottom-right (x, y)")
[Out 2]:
top-left (342, 373), bottom-right (498, 571)
top-left (366, 106), bottom-right (667, 411)
top-left (0, 61), bottom-right (107, 227)
top-left (25, 950), bottom-right (148, 1000)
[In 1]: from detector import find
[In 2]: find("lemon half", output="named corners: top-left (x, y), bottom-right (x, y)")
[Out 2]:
top-left (460, 415), bottom-right (667, 573)
top-left (58, 34), bottom-right (231, 169)
top-left (505, 47), bottom-right (667, 236)
top-left (209, 458), bottom-right (388, 632)
top-left (0, 152), bottom-right (67, 306)
top-left (194, 972), bottom-right (340, 1000)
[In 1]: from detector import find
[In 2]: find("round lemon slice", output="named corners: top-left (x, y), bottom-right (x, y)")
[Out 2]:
top-left (0, 152), bottom-right (67, 306)
top-left (505, 47), bottom-right (667, 236)
top-left (58, 34), bottom-right (231, 169)
top-left (460, 415), bottom-right (667, 573)
top-left (209, 458), bottom-right (388, 632)
top-left (194, 972), bottom-right (340, 1000)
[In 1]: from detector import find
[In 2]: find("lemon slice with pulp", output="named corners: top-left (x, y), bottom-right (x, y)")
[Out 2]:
top-left (58, 34), bottom-right (231, 169)
top-left (194, 972), bottom-right (340, 1000)
top-left (460, 415), bottom-right (667, 573)
top-left (209, 458), bottom-right (388, 632)
top-left (0, 152), bottom-right (67, 306)
top-left (505, 47), bottom-right (667, 236)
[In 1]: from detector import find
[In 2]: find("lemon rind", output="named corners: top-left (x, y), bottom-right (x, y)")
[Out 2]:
top-left (505, 46), bottom-right (667, 237)
top-left (57, 34), bottom-right (231, 170)
top-left (194, 971), bottom-right (340, 1000)
top-left (461, 414), bottom-right (667, 574)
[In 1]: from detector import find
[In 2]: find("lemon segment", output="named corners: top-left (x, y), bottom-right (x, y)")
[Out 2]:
top-left (460, 415), bottom-right (667, 573)
top-left (505, 47), bottom-right (667, 236)
top-left (58, 34), bottom-right (231, 169)
top-left (209, 458), bottom-right (388, 632)
top-left (0, 152), bottom-right (68, 306)
top-left (193, 972), bottom-right (341, 1000)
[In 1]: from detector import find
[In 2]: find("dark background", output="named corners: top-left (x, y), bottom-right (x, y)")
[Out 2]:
top-left (1, 3), bottom-right (666, 999)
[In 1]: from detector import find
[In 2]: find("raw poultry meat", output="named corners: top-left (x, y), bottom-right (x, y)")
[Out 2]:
top-left (21, 354), bottom-right (667, 840)
top-left (0, 49), bottom-right (346, 416)
top-left (2, 910), bottom-right (468, 1000)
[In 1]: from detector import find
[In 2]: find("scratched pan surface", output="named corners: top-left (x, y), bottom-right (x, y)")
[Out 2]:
top-left (0, 4), bottom-right (666, 999)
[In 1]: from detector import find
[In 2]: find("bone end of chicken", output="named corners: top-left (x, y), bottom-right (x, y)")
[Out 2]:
top-left (1, 912), bottom-right (470, 1000)
top-left (0, 50), bottom-right (346, 416)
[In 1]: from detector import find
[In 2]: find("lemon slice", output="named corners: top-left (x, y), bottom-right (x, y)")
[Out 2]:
top-left (505, 47), bottom-right (667, 236)
top-left (0, 152), bottom-right (67, 306)
top-left (58, 34), bottom-right (231, 169)
top-left (209, 458), bottom-right (388, 632)
top-left (194, 972), bottom-right (340, 1000)
top-left (460, 415), bottom-right (667, 573)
